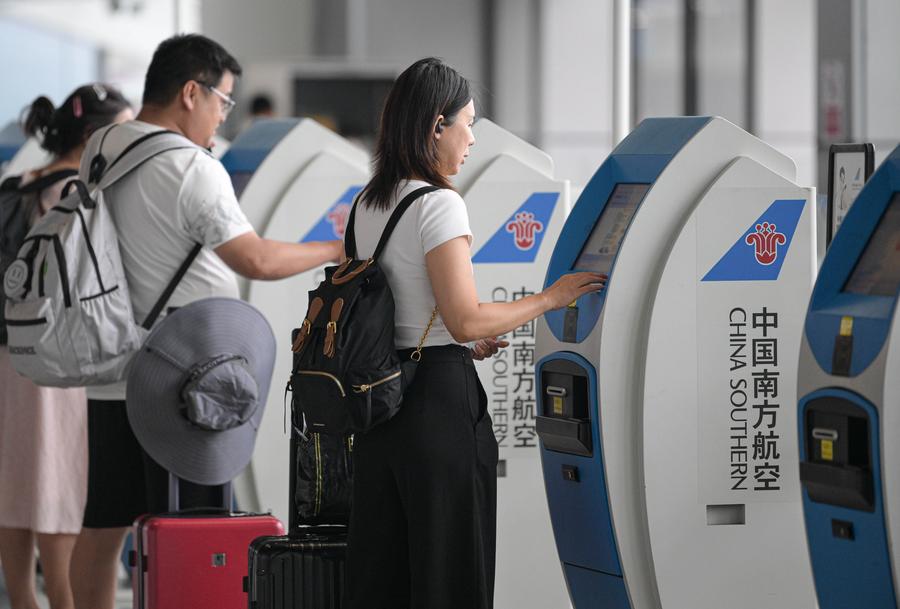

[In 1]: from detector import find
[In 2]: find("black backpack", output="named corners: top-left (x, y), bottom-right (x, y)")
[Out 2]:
top-left (0, 169), bottom-right (78, 344)
top-left (290, 185), bottom-right (439, 435)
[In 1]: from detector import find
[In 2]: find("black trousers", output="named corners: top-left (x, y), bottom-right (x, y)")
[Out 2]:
top-left (347, 344), bottom-right (499, 609)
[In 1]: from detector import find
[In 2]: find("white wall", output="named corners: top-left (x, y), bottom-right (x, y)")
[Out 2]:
top-left (0, 18), bottom-right (98, 125)
top-left (537, 0), bottom-right (613, 189)
top-left (0, 0), bottom-right (201, 118)
top-left (363, 0), bottom-right (485, 90)
top-left (201, 0), bottom-right (315, 63)
top-left (756, 0), bottom-right (817, 187)
top-left (864, 0), bottom-right (900, 165)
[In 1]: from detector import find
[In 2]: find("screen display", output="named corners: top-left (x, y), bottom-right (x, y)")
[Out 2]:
top-left (843, 193), bottom-right (900, 297)
top-left (573, 183), bottom-right (651, 273)
top-left (230, 171), bottom-right (254, 200)
top-left (831, 152), bottom-right (867, 238)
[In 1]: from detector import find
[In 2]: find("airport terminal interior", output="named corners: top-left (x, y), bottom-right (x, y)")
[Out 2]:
top-left (1, 0), bottom-right (900, 608)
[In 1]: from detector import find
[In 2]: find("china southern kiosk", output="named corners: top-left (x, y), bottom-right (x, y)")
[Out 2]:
top-left (798, 145), bottom-right (900, 609)
top-left (535, 117), bottom-right (818, 609)
top-left (223, 118), bottom-right (369, 522)
top-left (452, 118), bottom-right (571, 609)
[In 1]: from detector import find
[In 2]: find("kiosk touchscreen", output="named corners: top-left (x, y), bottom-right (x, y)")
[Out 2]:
top-left (797, 145), bottom-right (900, 609)
top-left (535, 117), bottom-right (818, 609)
top-left (451, 119), bottom-right (571, 609)
top-left (235, 119), bottom-right (369, 523)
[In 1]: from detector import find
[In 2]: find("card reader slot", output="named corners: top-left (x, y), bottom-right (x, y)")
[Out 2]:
top-left (537, 359), bottom-right (593, 456)
top-left (800, 396), bottom-right (875, 512)
top-left (812, 427), bottom-right (839, 441)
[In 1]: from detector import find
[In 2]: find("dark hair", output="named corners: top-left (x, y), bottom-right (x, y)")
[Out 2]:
top-left (142, 34), bottom-right (242, 106)
top-left (360, 57), bottom-right (472, 211)
top-left (22, 84), bottom-right (130, 157)
top-left (250, 94), bottom-right (274, 115)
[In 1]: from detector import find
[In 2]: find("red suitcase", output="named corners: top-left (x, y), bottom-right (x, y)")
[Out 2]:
top-left (132, 476), bottom-right (284, 609)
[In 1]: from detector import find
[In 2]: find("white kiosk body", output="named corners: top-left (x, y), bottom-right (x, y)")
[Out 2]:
top-left (798, 146), bottom-right (900, 609)
top-left (452, 119), bottom-right (571, 609)
top-left (1, 137), bottom-right (52, 181)
top-left (535, 117), bottom-right (818, 608)
top-left (224, 118), bottom-right (369, 522)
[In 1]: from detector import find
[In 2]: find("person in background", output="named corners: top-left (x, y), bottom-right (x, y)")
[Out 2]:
top-left (249, 93), bottom-right (275, 119)
top-left (68, 34), bottom-right (341, 609)
top-left (0, 85), bottom-right (132, 609)
top-left (346, 57), bottom-right (605, 609)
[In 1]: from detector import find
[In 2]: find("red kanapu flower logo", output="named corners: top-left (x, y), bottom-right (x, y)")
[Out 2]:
top-left (745, 222), bottom-right (786, 265)
top-left (505, 211), bottom-right (544, 251)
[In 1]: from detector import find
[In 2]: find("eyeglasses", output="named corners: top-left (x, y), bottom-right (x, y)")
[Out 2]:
top-left (197, 81), bottom-right (236, 117)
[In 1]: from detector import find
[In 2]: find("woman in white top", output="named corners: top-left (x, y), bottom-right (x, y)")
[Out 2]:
top-left (346, 58), bottom-right (605, 609)
top-left (0, 86), bottom-right (132, 609)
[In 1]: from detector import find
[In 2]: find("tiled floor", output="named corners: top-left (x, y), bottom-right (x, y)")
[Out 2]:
top-left (0, 565), bottom-right (132, 609)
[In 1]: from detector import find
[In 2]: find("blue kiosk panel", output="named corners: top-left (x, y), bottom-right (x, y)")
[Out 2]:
top-left (537, 117), bottom-right (711, 608)
top-left (219, 118), bottom-right (299, 198)
top-left (542, 117), bottom-right (710, 343)
top-left (804, 148), bottom-right (900, 376)
top-left (799, 389), bottom-right (897, 609)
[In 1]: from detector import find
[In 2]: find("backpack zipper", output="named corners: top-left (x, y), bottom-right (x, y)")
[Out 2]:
top-left (352, 370), bottom-right (402, 393)
top-left (314, 433), bottom-right (323, 516)
top-left (296, 370), bottom-right (346, 397)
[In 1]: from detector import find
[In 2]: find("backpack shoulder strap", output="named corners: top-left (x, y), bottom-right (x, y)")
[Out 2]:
top-left (141, 242), bottom-right (203, 330)
top-left (18, 169), bottom-right (79, 195)
top-left (371, 185), bottom-right (440, 260)
top-left (343, 193), bottom-right (361, 260)
top-left (94, 130), bottom-right (199, 190)
top-left (0, 175), bottom-right (22, 192)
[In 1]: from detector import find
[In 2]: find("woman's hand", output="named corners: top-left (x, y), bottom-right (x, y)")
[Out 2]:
top-left (471, 337), bottom-right (509, 361)
top-left (541, 272), bottom-right (607, 310)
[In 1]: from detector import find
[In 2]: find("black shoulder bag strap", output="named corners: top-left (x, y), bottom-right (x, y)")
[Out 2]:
top-left (17, 169), bottom-right (79, 195)
top-left (343, 185), bottom-right (440, 261)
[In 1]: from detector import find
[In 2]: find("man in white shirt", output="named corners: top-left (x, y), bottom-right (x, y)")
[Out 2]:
top-left (70, 34), bottom-right (342, 609)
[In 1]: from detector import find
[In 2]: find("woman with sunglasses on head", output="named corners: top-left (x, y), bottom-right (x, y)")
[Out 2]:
top-left (346, 57), bottom-right (605, 609)
top-left (0, 84), bottom-right (132, 609)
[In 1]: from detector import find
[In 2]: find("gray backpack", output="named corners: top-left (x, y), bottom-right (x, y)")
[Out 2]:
top-left (2, 128), bottom-right (201, 386)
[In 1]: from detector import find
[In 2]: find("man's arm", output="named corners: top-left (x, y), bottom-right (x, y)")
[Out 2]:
top-left (215, 232), bottom-right (343, 280)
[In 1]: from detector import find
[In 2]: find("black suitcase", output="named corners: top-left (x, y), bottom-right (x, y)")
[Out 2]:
top-left (245, 527), bottom-right (347, 609)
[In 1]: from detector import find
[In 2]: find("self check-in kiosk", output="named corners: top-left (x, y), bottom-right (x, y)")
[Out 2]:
top-left (0, 121), bottom-right (25, 170)
top-left (798, 145), bottom-right (900, 609)
top-left (451, 119), bottom-right (571, 609)
top-left (0, 122), bottom-right (51, 182)
top-left (535, 116), bottom-right (818, 609)
top-left (225, 118), bottom-right (369, 523)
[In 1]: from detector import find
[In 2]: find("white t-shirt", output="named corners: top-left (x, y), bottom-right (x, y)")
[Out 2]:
top-left (81, 121), bottom-right (253, 399)
top-left (352, 179), bottom-right (472, 349)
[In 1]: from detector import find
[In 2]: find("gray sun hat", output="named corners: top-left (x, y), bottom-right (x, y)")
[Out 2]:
top-left (126, 297), bottom-right (276, 486)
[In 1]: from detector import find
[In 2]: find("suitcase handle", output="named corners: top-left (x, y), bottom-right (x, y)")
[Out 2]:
top-left (168, 472), bottom-right (233, 512)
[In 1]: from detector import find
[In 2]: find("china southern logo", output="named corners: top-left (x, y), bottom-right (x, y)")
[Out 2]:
top-left (299, 186), bottom-right (363, 242)
top-left (702, 199), bottom-right (805, 282)
top-left (506, 211), bottom-right (544, 250)
top-left (746, 222), bottom-right (785, 265)
top-left (472, 192), bottom-right (559, 263)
